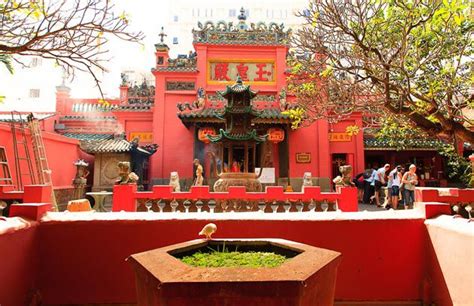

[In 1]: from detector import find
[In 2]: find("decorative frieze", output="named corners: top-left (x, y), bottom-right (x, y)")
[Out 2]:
top-left (166, 81), bottom-right (196, 91)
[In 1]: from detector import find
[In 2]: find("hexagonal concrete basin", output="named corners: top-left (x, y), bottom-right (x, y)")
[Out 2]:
top-left (128, 239), bottom-right (342, 306)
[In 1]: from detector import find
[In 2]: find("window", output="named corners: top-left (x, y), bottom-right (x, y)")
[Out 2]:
top-left (29, 89), bottom-right (40, 98)
top-left (157, 56), bottom-right (164, 65)
top-left (229, 9), bottom-right (236, 17)
top-left (173, 15), bottom-right (178, 22)
top-left (173, 37), bottom-right (178, 44)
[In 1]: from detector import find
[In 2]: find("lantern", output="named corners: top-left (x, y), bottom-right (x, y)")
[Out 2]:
top-left (267, 128), bottom-right (285, 144)
top-left (198, 127), bottom-right (217, 144)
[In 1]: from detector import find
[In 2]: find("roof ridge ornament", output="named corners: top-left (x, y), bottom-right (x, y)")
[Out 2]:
top-left (192, 9), bottom-right (291, 46)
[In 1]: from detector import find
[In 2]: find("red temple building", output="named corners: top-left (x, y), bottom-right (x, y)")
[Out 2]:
top-left (0, 10), bottom-right (451, 197)
top-left (51, 12), bottom-right (367, 192)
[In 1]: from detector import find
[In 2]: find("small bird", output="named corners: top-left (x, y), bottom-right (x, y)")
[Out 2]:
top-left (198, 223), bottom-right (217, 240)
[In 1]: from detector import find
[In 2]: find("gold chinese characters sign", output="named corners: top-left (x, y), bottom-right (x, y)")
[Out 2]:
top-left (208, 59), bottom-right (275, 84)
top-left (296, 152), bottom-right (311, 163)
top-left (329, 132), bottom-right (352, 142)
top-left (129, 132), bottom-right (153, 143)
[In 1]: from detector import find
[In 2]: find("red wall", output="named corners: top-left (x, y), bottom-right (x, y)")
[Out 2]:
top-left (36, 217), bottom-right (427, 304)
top-left (0, 224), bottom-right (39, 306)
top-left (0, 123), bottom-right (81, 189)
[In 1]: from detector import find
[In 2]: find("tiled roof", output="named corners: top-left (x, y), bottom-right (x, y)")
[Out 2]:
top-left (364, 137), bottom-right (444, 150)
top-left (154, 67), bottom-right (198, 73)
top-left (71, 103), bottom-right (151, 113)
top-left (80, 139), bottom-right (131, 154)
top-left (60, 115), bottom-right (117, 121)
top-left (177, 107), bottom-right (289, 121)
top-left (62, 133), bottom-right (113, 141)
top-left (0, 113), bottom-right (55, 122)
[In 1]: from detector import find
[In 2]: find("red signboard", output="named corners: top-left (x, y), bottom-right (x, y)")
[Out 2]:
top-left (208, 61), bottom-right (275, 83)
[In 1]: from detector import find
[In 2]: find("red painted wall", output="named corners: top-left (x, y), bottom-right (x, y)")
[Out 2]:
top-left (36, 217), bottom-right (427, 304)
top-left (0, 224), bottom-right (39, 306)
top-left (0, 123), bottom-right (80, 189)
top-left (425, 216), bottom-right (473, 305)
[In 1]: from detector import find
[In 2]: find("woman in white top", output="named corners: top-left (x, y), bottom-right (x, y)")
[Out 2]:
top-left (390, 165), bottom-right (402, 209)
top-left (402, 164), bottom-right (418, 209)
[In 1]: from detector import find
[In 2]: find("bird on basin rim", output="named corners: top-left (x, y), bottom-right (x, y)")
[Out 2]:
top-left (199, 223), bottom-right (217, 240)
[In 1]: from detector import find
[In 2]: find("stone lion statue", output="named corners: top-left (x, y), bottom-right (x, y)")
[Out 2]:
top-left (303, 172), bottom-right (313, 187)
top-left (116, 161), bottom-right (139, 185)
top-left (333, 165), bottom-right (355, 187)
top-left (169, 171), bottom-right (181, 192)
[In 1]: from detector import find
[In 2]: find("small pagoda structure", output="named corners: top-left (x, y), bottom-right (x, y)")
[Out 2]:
top-left (209, 77), bottom-right (267, 192)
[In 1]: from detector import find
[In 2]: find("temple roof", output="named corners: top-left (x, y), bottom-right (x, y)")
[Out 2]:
top-left (80, 138), bottom-right (132, 154)
top-left (192, 17), bottom-right (291, 46)
top-left (364, 137), bottom-right (444, 151)
top-left (177, 107), bottom-right (290, 123)
top-left (0, 112), bottom-right (55, 123)
top-left (208, 129), bottom-right (267, 143)
top-left (71, 104), bottom-right (151, 113)
top-left (62, 133), bottom-right (113, 141)
top-left (218, 77), bottom-right (258, 99)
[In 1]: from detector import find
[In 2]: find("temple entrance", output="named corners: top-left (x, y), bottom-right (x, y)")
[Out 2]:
top-left (222, 144), bottom-right (257, 173)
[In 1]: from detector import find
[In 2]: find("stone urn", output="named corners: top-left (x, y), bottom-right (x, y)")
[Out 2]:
top-left (213, 172), bottom-right (263, 192)
top-left (128, 238), bottom-right (342, 306)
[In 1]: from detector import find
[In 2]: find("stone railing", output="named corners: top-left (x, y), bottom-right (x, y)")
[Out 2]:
top-left (112, 185), bottom-right (357, 213)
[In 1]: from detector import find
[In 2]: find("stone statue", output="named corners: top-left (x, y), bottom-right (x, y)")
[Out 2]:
top-left (73, 159), bottom-right (89, 199)
top-left (303, 172), bottom-right (313, 187)
top-left (169, 171), bottom-right (181, 192)
top-left (120, 73), bottom-right (128, 86)
top-left (333, 165), bottom-right (355, 187)
top-left (193, 159), bottom-right (204, 186)
top-left (116, 161), bottom-right (139, 185)
top-left (196, 87), bottom-right (206, 108)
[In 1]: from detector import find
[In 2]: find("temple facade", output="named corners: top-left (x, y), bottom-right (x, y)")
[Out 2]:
top-left (48, 11), bottom-right (449, 191)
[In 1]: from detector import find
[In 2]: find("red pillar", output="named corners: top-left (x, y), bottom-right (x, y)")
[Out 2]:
top-left (317, 120), bottom-right (331, 178)
top-left (112, 184), bottom-right (137, 212)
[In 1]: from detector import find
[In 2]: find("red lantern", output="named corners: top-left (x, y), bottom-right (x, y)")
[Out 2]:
top-left (267, 128), bottom-right (285, 144)
top-left (198, 127), bottom-right (217, 144)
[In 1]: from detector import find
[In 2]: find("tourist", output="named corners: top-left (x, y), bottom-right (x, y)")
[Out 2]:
top-left (389, 165), bottom-right (403, 209)
top-left (374, 164), bottom-right (390, 207)
top-left (384, 168), bottom-right (393, 208)
top-left (353, 172), bottom-right (365, 202)
top-left (402, 164), bottom-right (418, 209)
top-left (363, 167), bottom-right (376, 204)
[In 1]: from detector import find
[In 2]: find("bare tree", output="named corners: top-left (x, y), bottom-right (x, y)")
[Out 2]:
top-left (0, 0), bottom-right (144, 96)
top-left (290, 0), bottom-right (473, 143)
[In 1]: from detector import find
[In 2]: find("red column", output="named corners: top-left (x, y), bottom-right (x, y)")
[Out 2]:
top-left (112, 184), bottom-right (137, 212)
top-left (317, 120), bottom-right (331, 178)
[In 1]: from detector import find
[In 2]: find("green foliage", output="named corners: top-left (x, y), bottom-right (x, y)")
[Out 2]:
top-left (181, 248), bottom-right (287, 268)
top-left (437, 143), bottom-right (472, 187)
top-left (291, 0), bottom-right (474, 142)
top-left (375, 115), bottom-right (472, 186)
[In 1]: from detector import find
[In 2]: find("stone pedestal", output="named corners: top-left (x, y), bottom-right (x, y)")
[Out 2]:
top-left (128, 239), bottom-right (342, 306)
